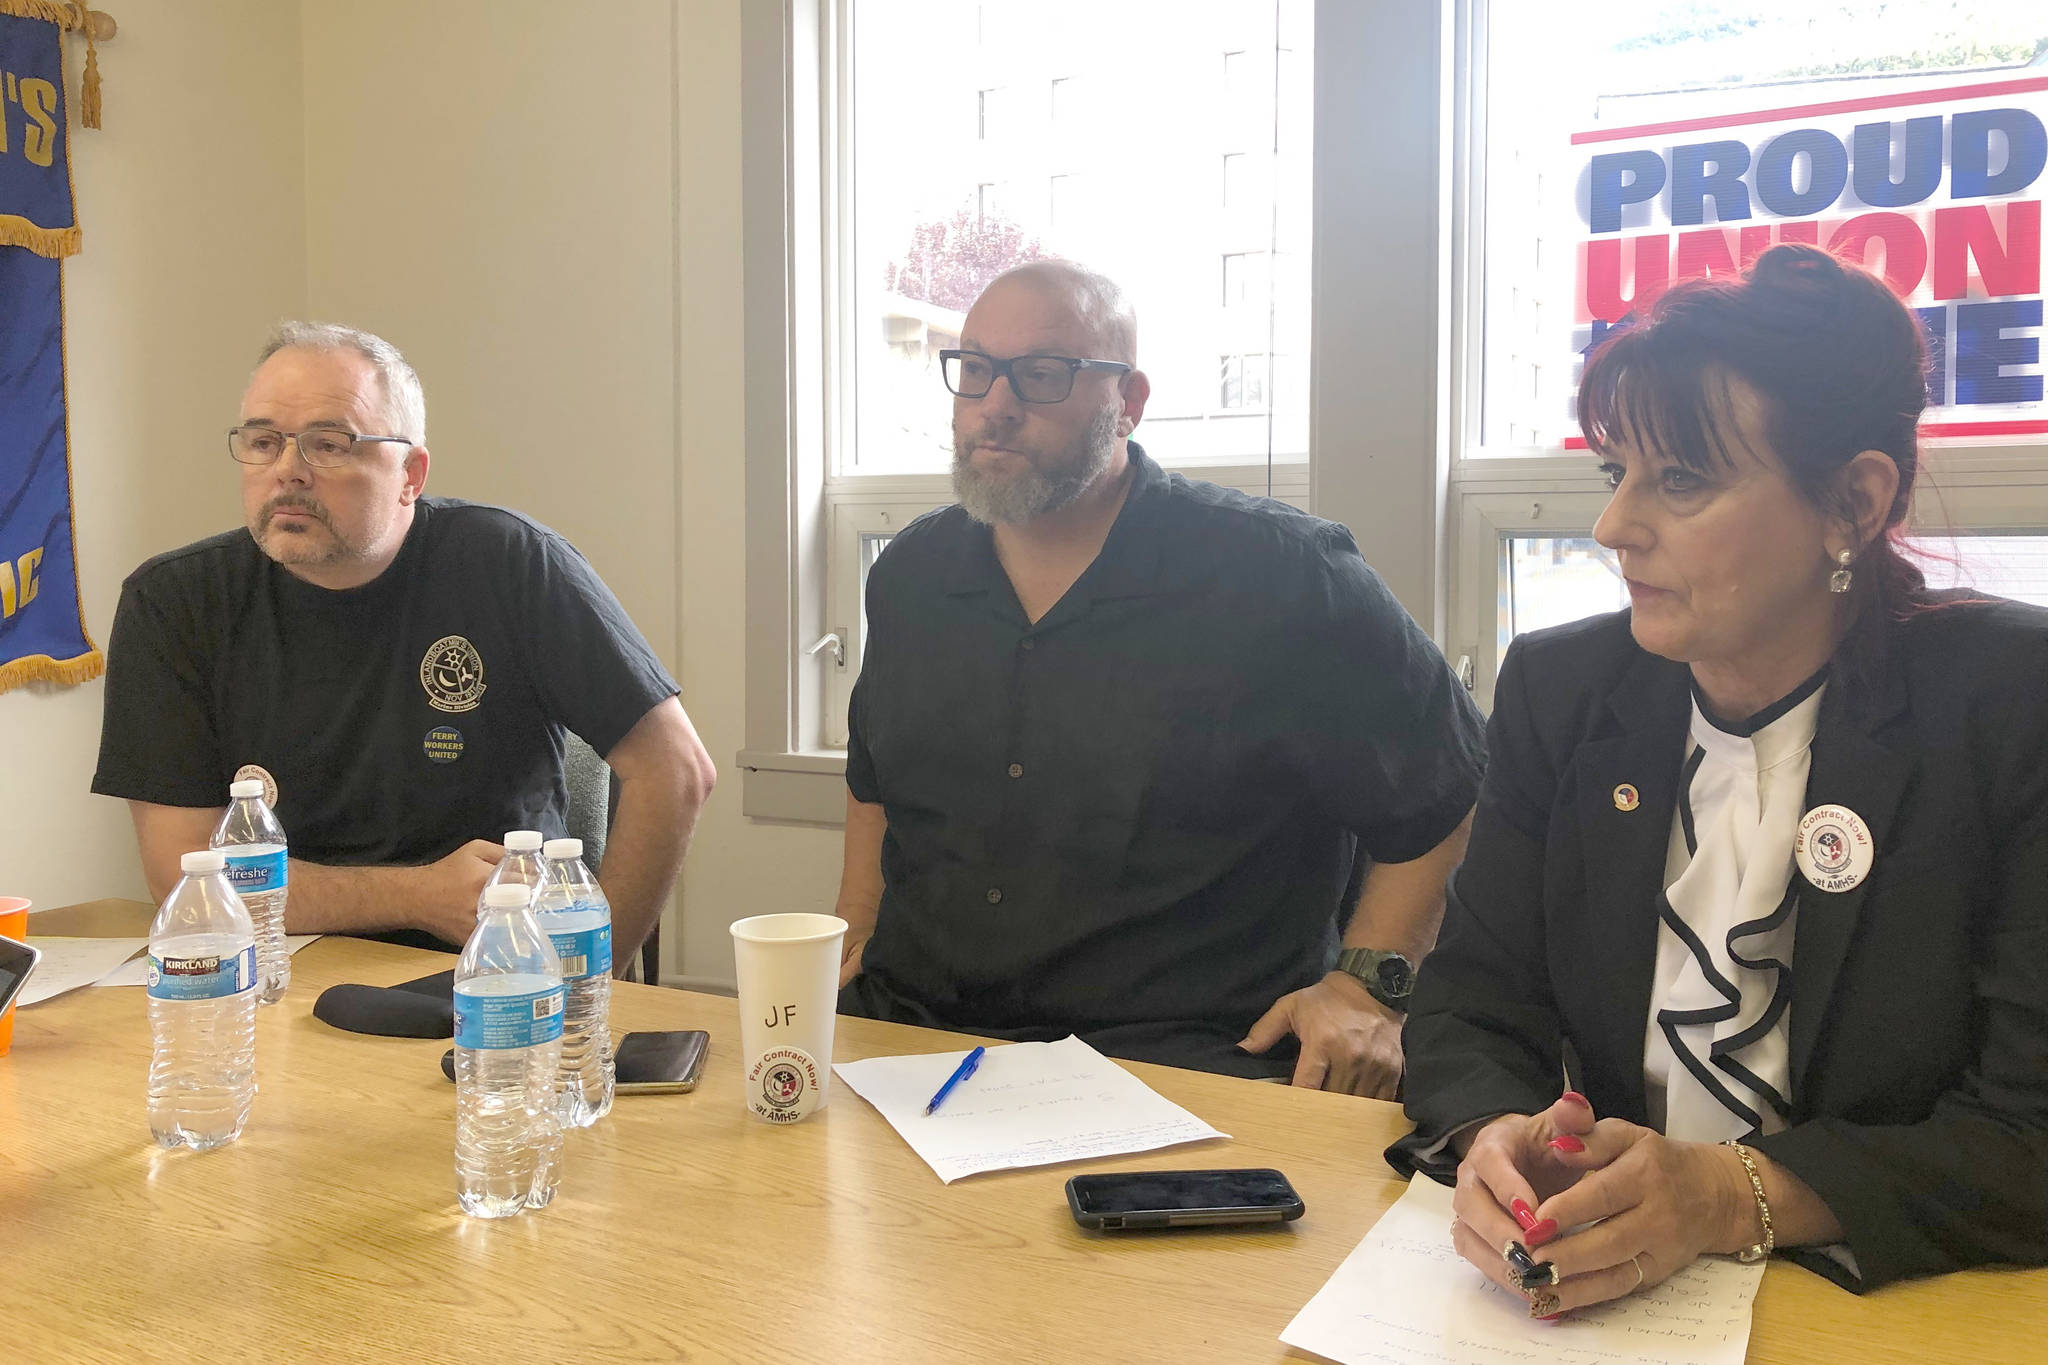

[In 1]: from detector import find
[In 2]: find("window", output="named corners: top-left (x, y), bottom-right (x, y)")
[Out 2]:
top-left (1048, 173), bottom-right (1075, 228)
top-left (1451, 1), bottom-right (2048, 707)
top-left (1222, 152), bottom-right (1247, 207)
top-left (1222, 251), bottom-right (1270, 310)
top-left (1220, 353), bottom-right (1270, 410)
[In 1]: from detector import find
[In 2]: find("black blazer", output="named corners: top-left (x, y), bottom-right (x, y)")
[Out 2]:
top-left (1389, 600), bottom-right (2048, 1291)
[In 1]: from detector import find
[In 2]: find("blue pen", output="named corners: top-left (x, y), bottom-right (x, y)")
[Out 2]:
top-left (923, 1045), bottom-right (987, 1116)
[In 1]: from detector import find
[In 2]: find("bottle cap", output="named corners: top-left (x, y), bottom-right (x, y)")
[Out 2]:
top-left (229, 779), bottom-right (266, 799)
top-left (543, 838), bottom-right (582, 860)
top-left (482, 884), bottom-right (532, 909)
top-left (503, 830), bottom-right (543, 853)
top-left (181, 850), bottom-right (227, 874)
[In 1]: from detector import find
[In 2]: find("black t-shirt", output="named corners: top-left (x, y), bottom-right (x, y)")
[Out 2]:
top-left (839, 444), bottom-right (1487, 1077)
top-left (92, 498), bottom-right (678, 873)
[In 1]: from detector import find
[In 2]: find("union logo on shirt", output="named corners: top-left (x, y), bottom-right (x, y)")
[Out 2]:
top-left (419, 635), bottom-right (487, 714)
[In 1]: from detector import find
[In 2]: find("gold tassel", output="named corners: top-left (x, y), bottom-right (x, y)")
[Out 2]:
top-left (0, 0), bottom-right (79, 25)
top-left (0, 214), bottom-right (81, 256)
top-left (78, 7), bottom-right (99, 128)
top-left (0, 648), bottom-right (106, 694)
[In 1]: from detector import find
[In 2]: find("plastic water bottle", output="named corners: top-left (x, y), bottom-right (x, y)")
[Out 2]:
top-left (454, 883), bottom-right (566, 1218)
top-left (482, 830), bottom-right (548, 904)
top-left (211, 778), bottom-right (290, 1006)
top-left (536, 838), bottom-right (615, 1127)
top-left (147, 850), bottom-right (257, 1151)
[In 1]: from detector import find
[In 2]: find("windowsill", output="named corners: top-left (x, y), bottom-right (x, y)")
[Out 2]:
top-left (736, 748), bottom-right (849, 826)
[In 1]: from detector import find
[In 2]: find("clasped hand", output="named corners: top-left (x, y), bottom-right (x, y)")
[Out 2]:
top-left (1450, 1095), bottom-right (1749, 1315)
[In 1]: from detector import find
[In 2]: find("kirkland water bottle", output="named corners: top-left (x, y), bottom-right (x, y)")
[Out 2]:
top-left (147, 850), bottom-right (258, 1151)
top-left (481, 830), bottom-right (548, 905)
top-left (453, 883), bottom-right (566, 1218)
top-left (211, 778), bottom-right (290, 1005)
top-left (536, 838), bottom-right (615, 1127)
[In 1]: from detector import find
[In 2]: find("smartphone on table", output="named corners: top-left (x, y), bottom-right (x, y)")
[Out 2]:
top-left (440, 1029), bottom-right (710, 1092)
top-left (1, 935), bottom-right (43, 1014)
top-left (1066, 1168), bottom-right (1305, 1230)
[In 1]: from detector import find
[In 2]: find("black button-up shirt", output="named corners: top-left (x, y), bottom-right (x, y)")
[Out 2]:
top-left (840, 444), bottom-right (1485, 1075)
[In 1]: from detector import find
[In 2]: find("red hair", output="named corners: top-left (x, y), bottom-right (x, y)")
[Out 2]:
top-left (1578, 243), bottom-right (1931, 615)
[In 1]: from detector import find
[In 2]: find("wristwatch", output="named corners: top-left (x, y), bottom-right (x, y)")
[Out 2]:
top-left (1334, 947), bottom-right (1416, 1012)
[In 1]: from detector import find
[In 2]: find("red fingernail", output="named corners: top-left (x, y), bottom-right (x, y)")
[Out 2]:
top-left (1511, 1198), bottom-right (1537, 1231)
top-left (1561, 1090), bottom-right (1590, 1107)
top-left (1548, 1135), bottom-right (1586, 1153)
top-left (1536, 1311), bottom-right (1565, 1322)
top-left (1524, 1217), bottom-right (1559, 1247)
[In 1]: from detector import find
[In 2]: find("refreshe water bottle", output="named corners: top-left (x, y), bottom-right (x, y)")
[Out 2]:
top-left (147, 850), bottom-right (258, 1151)
top-left (454, 883), bottom-right (566, 1218)
top-left (482, 830), bottom-right (548, 904)
top-left (211, 778), bottom-right (290, 1005)
top-left (536, 837), bottom-right (615, 1127)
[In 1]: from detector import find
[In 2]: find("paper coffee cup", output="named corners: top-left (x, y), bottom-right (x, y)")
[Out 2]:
top-left (729, 913), bottom-right (847, 1124)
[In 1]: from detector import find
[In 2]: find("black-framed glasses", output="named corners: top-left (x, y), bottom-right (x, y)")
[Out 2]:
top-left (227, 425), bottom-right (412, 469)
top-left (940, 349), bottom-right (1132, 404)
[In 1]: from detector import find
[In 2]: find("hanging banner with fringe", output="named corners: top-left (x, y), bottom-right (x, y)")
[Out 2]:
top-left (1, 2), bottom-right (102, 692)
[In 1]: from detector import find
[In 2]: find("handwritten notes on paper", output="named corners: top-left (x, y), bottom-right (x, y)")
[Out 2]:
top-left (832, 1035), bottom-right (1229, 1183)
top-left (1281, 1174), bottom-right (1763, 1365)
top-left (14, 937), bottom-right (148, 1007)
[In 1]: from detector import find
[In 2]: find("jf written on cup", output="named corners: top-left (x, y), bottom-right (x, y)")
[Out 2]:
top-left (729, 913), bottom-right (847, 1124)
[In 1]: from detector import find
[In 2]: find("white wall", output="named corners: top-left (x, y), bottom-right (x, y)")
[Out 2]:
top-left (5, 1), bottom-right (845, 980)
top-left (297, 0), bottom-right (842, 986)
top-left (2, 2), bottom-right (307, 912)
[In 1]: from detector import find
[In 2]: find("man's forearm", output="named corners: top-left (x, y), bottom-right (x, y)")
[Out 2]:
top-left (1343, 812), bottom-right (1473, 960)
top-left (835, 794), bottom-right (888, 944)
top-left (284, 861), bottom-right (437, 935)
top-left (596, 772), bottom-right (707, 968)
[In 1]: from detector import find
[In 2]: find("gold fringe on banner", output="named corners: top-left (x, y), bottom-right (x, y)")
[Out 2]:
top-left (0, 216), bottom-right (81, 255)
top-left (0, 0), bottom-right (106, 128)
top-left (0, 648), bottom-right (105, 694)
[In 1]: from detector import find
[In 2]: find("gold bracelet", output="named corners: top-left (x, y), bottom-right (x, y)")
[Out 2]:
top-left (1722, 1140), bottom-right (1774, 1263)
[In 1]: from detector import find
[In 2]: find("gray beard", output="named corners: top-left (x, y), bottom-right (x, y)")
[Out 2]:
top-left (952, 406), bottom-right (1118, 526)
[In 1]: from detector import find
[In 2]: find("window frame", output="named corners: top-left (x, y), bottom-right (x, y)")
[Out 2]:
top-left (1443, 0), bottom-right (2048, 710)
top-left (741, 0), bottom-right (1457, 823)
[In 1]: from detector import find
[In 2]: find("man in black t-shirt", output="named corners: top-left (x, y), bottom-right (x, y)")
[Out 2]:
top-left (92, 322), bottom-right (716, 954)
top-left (834, 262), bottom-right (1485, 1092)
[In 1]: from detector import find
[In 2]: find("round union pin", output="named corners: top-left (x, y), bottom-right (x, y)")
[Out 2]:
top-left (1612, 783), bottom-right (1640, 812)
top-left (1795, 804), bottom-right (1874, 892)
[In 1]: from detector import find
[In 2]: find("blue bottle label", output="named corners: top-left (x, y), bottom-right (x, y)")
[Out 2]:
top-left (545, 923), bottom-right (612, 981)
top-left (454, 986), bottom-right (566, 1049)
top-left (223, 849), bottom-right (288, 894)
top-left (147, 945), bottom-right (256, 1001)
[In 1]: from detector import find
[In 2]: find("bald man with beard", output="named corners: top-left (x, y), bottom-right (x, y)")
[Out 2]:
top-left (833, 262), bottom-right (1485, 1095)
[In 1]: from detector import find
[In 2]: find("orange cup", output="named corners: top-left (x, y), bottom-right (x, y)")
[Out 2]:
top-left (0, 896), bottom-right (32, 1057)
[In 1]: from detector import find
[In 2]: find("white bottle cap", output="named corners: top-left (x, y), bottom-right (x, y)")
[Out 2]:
top-left (543, 838), bottom-right (582, 860)
top-left (229, 779), bottom-right (266, 799)
top-left (483, 884), bottom-right (532, 909)
top-left (181, 850), bottom-right (227, 875)
top-left (504, 830), bottom-right (544, 853)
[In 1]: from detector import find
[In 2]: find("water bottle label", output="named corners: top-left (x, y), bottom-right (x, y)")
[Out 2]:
top-left (146, 945), bottom-right (256, 1001)
top-left (223, 849), bottom-right (288, 894)
top-left (545, 922), bottom-right (612, 980)
top-left (454, 986), bottom-right (566, 1049)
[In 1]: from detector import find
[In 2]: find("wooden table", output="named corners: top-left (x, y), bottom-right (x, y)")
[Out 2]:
top-left (5, 903), bottom-right (2042, 1363)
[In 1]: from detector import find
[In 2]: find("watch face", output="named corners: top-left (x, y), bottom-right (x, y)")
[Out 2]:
top-left (1376, 956), bottom-right (1414, 997)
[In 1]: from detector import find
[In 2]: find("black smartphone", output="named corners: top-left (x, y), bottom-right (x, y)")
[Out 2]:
top-left (1066, 1168), bottom-right (1305, 1230)
top-left (615, 1029), bottom-right (709, 1093)
top-left (0, 935), bottom-right (41, 1015)
top-left (439, 1029), bottom-right (710, 1093)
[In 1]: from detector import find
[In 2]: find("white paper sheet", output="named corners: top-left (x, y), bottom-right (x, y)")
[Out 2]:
top-left (1281, 1173), bottom-right (1764, 1365)
top-left (15, 937), bottom-right (150, 1006)
top-left (832, 1034), bottom-right (1229, 1183)
top-left (90, 936), bottom-right (322, 989)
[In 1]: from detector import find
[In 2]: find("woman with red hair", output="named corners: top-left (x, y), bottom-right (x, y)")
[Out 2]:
top-left (1390, 244), bottom-right (2048, 1310)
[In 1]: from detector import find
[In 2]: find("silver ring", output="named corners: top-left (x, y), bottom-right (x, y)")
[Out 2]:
top-left (1628, 1253), bottom-right (1646, 1291)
